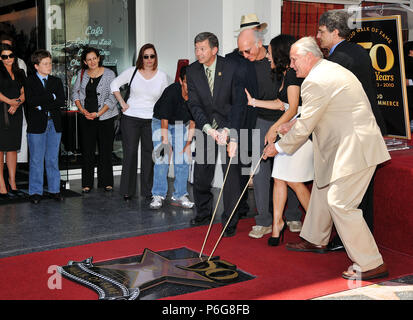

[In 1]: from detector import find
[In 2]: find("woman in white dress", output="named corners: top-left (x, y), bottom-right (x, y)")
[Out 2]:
top-left (245, 34), bottom-right (313, 246)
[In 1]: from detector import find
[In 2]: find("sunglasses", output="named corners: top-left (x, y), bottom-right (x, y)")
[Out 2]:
top-left (143, 54), bottom-right (156, 59)
top-left (238, 49), bottom-right (252, 56)
top-left (1, 53), bottom-right (15, 60)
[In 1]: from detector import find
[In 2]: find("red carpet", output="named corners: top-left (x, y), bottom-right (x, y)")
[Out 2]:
top-left (374, 145), bottom-right (413, 256)
top-left (1, 218), bottom-right (413, 300)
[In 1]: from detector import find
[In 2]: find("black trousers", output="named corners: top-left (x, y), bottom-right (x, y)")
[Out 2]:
top-left (193, 134), bottom-right (242, 230)
top-left (80, 116), bottom-right (115, 188)
top-left (119, 114), bottom-right (153, 197)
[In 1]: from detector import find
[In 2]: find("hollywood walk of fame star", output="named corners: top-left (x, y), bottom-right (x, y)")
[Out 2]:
top-left (94, 248), bottom-right (219, 291)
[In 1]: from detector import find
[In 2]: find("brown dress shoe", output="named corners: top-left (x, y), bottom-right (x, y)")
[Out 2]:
top-left (286, 239), bottom-right (328, 254)
top-left (342, 263), bottom-right (388, 281)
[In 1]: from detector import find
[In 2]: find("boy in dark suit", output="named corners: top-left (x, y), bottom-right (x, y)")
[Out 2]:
top-left (187, 32), bottom-right (245, 237)
top-left (25, 49), bottom-right (65, 204)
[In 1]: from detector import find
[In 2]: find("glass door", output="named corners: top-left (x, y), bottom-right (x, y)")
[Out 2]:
top-left (0, 0), bottom-right (44, 192)
top-left (45, 0), bottom-right (136, 188)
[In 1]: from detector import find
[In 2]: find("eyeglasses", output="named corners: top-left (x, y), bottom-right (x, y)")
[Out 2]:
top-left (238, 49), bottom-right (252, 56)
top-left (143, 54), bottom-right (156, 59)
top-left (1, 53), bottom-right (15, 60)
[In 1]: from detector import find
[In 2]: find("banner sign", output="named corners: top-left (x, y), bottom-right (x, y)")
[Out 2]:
top-left (348, 15), bottom-right (410, 139)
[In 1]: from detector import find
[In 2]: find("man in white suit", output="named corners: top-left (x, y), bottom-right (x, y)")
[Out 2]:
top-left (263, 37), bottom-right (391, 280)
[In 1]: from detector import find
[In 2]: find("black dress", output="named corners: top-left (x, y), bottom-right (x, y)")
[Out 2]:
top-left (0, 71), bottom-right (24, 151)
top-left (277, 68), bottom-right (303, 105)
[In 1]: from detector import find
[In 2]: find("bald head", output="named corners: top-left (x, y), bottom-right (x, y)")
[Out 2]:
top-left (237, 28), bottom-right (265, 61)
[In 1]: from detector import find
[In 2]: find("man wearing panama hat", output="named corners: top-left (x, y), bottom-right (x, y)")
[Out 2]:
top-left (229, 16), bottom-right (303, 239)
top-left (225, 13), bottom-right (268, 225)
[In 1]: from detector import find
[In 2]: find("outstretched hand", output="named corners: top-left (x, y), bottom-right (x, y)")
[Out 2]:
top-left (245, 88), bottom-right (254, 107)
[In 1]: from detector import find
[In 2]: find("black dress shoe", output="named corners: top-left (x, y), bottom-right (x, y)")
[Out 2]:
top-left (190, 215), bottom-right (211, 226)
top-left (0, 193), bottom-right (8, 199)
top-left (222, 227), bottom-right (236, 238)
top-left (50, 192), bottom-right (64, 201)
top-left (327, 236), bottom-right (345, 251)
top-left (30, 194), bottom-right (42, 204)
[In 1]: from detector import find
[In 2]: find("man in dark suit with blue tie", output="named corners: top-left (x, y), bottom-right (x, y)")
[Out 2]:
top-left (25, 49), bottom-right (65, 204)
top-left (187, 32), bottom-right (245, 237)
top-left (317, 10), bottom-right (387, 251)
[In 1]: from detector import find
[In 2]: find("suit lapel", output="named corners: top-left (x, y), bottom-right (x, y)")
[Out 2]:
top-left (212, 56), bottom-right (224, 104)
top-left (196, 62), bottom-right (213, 103)
top-left (329, 41), bottom-right (345, 58)
top-left (36, 75), bottom-right (48, 91)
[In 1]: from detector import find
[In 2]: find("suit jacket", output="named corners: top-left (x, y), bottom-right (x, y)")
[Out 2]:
top-left (225, 49), bottom-right (258, 152)
top-left (328, 40), bottom-right (387, 135)
top-left (278, 59), bottom-right (390, 188)
top-left (187, 55), bottom-right (245, 133)
top-left (25, 74), bottom-right (64, 133)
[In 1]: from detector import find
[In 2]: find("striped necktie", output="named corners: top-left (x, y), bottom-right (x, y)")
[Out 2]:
top-left (205, 68), bottom-right (218, 129)
top-left (205, 67), bottom-right (213, 96)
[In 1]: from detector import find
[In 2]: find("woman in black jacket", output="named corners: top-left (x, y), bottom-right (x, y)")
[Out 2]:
top-left (0, 44), bottom-right (25, 197)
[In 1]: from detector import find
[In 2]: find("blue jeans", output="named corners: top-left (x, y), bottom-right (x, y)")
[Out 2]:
top-left (151, 118), bottom-right (190, 198)
top-left (27, 120), bottom-right (62, 195)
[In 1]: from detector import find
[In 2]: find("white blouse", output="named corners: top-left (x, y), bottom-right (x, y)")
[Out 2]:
top-left (110, 67), bottom-right (168, 119)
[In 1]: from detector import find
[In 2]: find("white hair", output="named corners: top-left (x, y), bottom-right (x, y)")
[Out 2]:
top-left (253, 30), bottom-right (265, 44)
top-left (293, 37), bottom-right (323, 58)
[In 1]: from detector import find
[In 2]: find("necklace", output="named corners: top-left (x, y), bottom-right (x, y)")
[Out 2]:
top-left (89, 68), bottom-right (102, 83)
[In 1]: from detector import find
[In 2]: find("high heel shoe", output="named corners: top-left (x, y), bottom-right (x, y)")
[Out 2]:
top-left (268, 220), bottom-right (287, 247)
top-left (7, 180), bottom-right (21, 195)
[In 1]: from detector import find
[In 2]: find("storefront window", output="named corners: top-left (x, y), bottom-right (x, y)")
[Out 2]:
top-left (46, 0), bottom-right (136, 180)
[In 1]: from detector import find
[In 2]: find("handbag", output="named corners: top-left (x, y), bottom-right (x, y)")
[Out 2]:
top-left (122, 67), bottom-right (138, 103)
top-left (114, 67), bottom-right (138, 138)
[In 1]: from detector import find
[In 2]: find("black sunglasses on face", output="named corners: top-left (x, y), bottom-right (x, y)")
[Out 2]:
top-left (143, 54), bottom-right (156, 59)
top-left (238, 49), bottom-right (252, 56)
top-left (1, 53), bottom-right (15, 60)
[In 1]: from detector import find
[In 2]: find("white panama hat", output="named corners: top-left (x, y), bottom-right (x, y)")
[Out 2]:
top-left (236, 13), bottom-right (268, 32)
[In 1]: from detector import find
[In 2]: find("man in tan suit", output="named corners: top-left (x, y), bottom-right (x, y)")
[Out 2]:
top-left (263, 37), bottom-right (391, 280)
